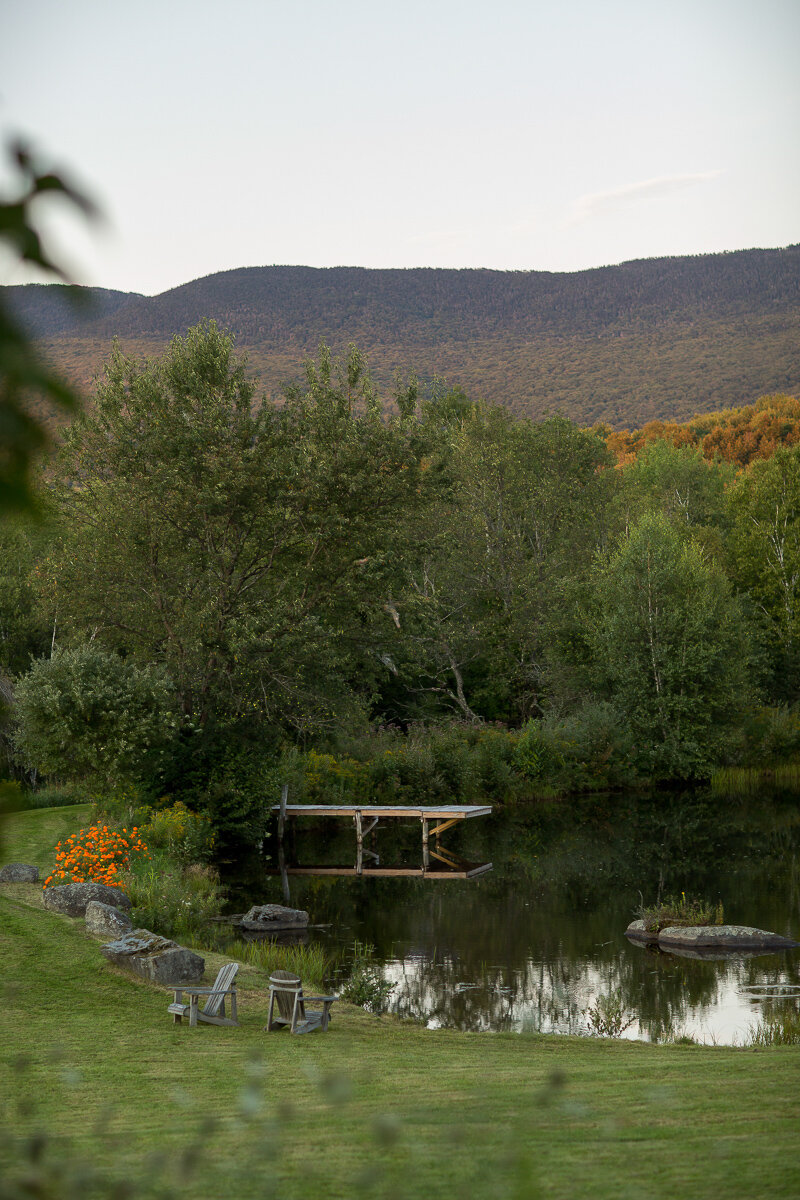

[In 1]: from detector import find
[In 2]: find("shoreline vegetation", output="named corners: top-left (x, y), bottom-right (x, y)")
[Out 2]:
top-left (2, 804), bottom-right (800, 1200)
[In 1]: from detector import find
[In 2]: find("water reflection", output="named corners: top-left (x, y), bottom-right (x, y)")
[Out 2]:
top-left (223, 790), bottom-right (800, 1043)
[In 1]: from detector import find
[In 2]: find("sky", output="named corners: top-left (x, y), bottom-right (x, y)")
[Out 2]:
top-left (0, 0), bottom-right (798, 296)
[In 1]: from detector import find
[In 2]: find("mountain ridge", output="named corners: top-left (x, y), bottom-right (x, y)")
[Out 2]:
top-left (5, 246), bottom-right (799, 428)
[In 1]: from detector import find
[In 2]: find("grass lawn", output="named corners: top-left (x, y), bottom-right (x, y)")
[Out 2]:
top-left (1, 805), bottom-right (799, 1199)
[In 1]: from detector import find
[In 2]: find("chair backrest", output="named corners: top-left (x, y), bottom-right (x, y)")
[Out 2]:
top-left (269, 969), bottom-right (305, 1023)
top-left (204, 961), bottom-right (239, 1018)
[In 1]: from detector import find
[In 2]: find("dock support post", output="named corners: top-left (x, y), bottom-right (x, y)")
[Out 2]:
top-left (421, 817), bottom-right (429, 851)
top-left (278, 783), bottom-right (288, 842)
top-left (278, 841), bottom-right (291, 905)
top-left (355, 810), bottom-right (363, 847)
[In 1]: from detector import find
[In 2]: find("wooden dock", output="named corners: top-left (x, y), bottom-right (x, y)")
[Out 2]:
top-left (272, 803), bottom-right (492, 851)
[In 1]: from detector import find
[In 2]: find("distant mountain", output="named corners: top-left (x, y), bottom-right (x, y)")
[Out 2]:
top-left (5, 284), bottom-right (142, 338)
top-left (5, 247), bottom-right (799, 428)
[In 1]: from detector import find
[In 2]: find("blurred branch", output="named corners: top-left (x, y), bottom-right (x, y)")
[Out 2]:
top-left (0, 137), bottom-right (98, 514)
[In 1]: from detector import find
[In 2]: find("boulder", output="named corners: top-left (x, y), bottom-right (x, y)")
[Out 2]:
top-left (85, 900), bottom-right (133, 938)
top-left (240, 903), bottom-right (309, 932)
top-left (100, 929), bottom-right (205, 984)
top-left (624, 919), bottom-right (659, 944)
top-left (0, 862), bottom-right (39, 883)
top-left (657, 924), bottom-right (799, 950)
top-left (42, 882), bottom-right (132, 918)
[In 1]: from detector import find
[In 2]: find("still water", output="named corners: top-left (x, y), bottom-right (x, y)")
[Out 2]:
top-left (225, 791), bottom-right (800, 1043)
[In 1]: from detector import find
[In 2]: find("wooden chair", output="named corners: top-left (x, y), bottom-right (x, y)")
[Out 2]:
top-left (168, 961), bottom-right (239, 1027)
top-left (266, 969), bottom-right (336, 1034)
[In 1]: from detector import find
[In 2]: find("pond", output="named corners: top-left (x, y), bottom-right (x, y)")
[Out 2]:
top-left (223, 790), bottom-right (800, 1043)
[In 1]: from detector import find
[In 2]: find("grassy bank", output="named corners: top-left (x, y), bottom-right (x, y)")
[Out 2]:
top-left (1, 807), bottom-right (800, 1199)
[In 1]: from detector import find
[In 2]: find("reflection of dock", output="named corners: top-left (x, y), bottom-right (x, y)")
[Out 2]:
top-left (271, 852), bottom-right (493, 881)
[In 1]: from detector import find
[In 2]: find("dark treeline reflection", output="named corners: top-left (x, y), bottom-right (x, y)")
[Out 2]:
top-left (225, 790), bottom-right (800, 1040)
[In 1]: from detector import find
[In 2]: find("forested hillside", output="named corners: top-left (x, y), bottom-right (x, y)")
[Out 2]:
top-left (5, 246), bottom-right (799, 428)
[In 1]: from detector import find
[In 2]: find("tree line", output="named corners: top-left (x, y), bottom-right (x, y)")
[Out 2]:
top-left (3, 322), bottom-right (800, 839)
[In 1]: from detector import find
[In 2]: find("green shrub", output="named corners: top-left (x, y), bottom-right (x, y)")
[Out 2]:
top-left (732, 705), bottom-right (800, 766)
top-left (514, 721), bottom-right (564, 784)
top-left (338, 941), bottom-right (396, 1013)
top-left (302, 748), bottom-right (370, 805)
top-left (473, 728), bottom-right (519, 799)
top-left (14, 644), bottom-right (177, 790)
top-left (138, 800), bottom-right (214, 864)
top-left (515, 702), bottom-right (637, 795)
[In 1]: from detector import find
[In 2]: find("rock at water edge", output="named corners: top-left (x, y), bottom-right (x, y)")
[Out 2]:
top-left (658, 924), bottom-right (799, 950)
top-left (624, 919), bottom-right (658, 943)
top-left (241, 903), bottom-right (309, 932)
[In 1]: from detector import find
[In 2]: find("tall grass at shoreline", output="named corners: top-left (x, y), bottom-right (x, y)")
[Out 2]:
top-left (710, 763), bottom-right (800, 797)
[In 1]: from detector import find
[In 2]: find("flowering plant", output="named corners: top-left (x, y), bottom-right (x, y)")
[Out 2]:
top-left (43, 824), bottom-right (149, 889)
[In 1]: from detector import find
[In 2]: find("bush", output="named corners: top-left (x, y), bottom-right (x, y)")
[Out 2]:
top-left (338, 941), bottom-right (396, 1013)
top-left (137, 800), bottom-right (214, 865)
top-left (14, 645), bottom-right (177, 790)
top-left (473, 728), bottom-right (519, 799)
top-left (515, 702), bottom-right (637, 795)
top-left (301, 748), bottom-right (370, 805)
top-left (732, 705), bottom-right (800, 767)
top-left (145, 720), bottom-right (280, 845)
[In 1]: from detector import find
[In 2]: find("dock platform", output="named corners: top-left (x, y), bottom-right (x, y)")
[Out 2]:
top-left (272, 803), bottom-right (492, 850)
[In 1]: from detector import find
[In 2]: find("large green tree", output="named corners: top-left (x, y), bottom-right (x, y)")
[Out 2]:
top-left (590, 512), bottom-right (752, 778)
top-left (46, 324), bottom-right (440, 738)
top-left (728, 445), bottom-right (800, 701)
top-left (396, 407), bottom-right (613, 723)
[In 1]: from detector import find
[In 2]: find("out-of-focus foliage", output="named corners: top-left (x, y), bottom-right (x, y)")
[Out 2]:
top-left (0, 139), bottom-right (97, 513)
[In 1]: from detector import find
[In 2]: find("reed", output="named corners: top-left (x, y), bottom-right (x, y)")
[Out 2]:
top-left (215, 936), bottom-right (335, 989)
top-left (747, 1007), bottom-right (800, 1047)
top-left (710, 763), bottom-right (800, 797)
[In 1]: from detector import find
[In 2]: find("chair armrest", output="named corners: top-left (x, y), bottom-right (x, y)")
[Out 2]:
top-left (171, 984), bottom-right (235, 994)
top-left (304, 995), bottom-right (337, 1003)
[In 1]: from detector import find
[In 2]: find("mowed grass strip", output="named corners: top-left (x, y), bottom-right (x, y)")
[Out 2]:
top-left (1, 808), bottom-right (799, 1199)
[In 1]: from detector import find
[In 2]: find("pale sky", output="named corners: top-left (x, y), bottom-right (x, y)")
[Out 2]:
top-left (1, 0), bottom-right (798, 296)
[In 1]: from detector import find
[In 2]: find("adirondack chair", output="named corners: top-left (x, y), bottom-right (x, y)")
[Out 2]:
top-left (168, 961), bottom-right (240, 1027)
top-left (266, 969), bottom-right (336, 1034)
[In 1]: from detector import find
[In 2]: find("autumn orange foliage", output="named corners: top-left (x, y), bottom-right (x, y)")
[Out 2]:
top-left (605, 394), bottom-right (800, 469)
top-left (43, 825), bottom-right (149, 890)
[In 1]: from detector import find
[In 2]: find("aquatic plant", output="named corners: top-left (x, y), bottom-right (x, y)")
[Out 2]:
top-left (233, 938), bottom-right (334, 990)
top-left (710, 763), bottom-right (800, 797)
top-left (747, 1007), bottom-right (800, 1046)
